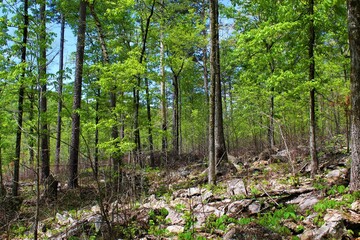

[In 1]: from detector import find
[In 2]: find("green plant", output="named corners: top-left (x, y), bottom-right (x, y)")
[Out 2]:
top-left (313, 213), bottom-right (325, 227)
top-left (257, 204), bottom-right (300, 235)
top-left (204, 214), bottom-right (237, 234)
top-left (148, 208), bottom-right (170, 236)
top-left (114, 221), bottom-right (140, 239)
top-left (238, 217), bottom-right (253, 225)
top-left (327, 185), bottom-right (347, 195)
top-left (175, 203), bottom-right (186, 213)
top-left (250, 186), bottom-right (261, 196)
top-left (230, 194), bottom-right (247, 201)
top-left (312, 177), bottom-right (327, 190)
top-left (183, 210), bottom-right (197, 231)
top-left (314, 199), bottom-right (341, 213)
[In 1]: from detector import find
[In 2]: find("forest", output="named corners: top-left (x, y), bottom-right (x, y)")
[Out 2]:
top-left (1, 0), bottom-right (360, 239)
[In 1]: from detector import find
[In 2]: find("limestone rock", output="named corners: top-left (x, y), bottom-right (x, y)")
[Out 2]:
top-left (166, 225), bottom-right (184, 234)
top-left (226, 179), bottom-right (247, 196)
top-left (287, 192), bottom-right (320, 211)
top-left (226, 200), bottom-right (253, 218)
top-left (248, 201), bottom-right (261, 215)
top-left (312, 210), bottom-right (346, 240)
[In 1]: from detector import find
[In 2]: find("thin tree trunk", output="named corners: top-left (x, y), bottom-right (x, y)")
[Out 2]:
top-left (40, 1), bottom-right (50, 181)
top-left (132, 0), bottom-right (156, 166)
top-left (55, 13), bottom-right (65, 174)
top-left (145, 77), bottom-right (155, 166)
top-left (0, 136), bottom-right (5, 197)
top-left (309, 0), bottom-right (318, 178)
top-left (29, 89), bottom-right (35, 165)
top-left (160, 29), bottom-right (167, 157)
top-left (172, 75), bottom-right (179, 157)
top-left (209, 0), bottom-right (217, 185)
top-left (89, 2), bottom-right (121, 172)
top-left (12, 0), bottom-right (28, 197)
top-left (95, 89), bottom-right (100, 177)
top-left (347, 0), bottom-right (360, 191)
top-left (68, 0), bottom-right (87, 189)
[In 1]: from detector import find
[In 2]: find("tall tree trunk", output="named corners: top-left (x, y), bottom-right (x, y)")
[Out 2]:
top-left (133, 0), bottom-right (156, 166)
top-left (209, 0), bottom-right (218, 185)
top-left (0, 136), bottom-right (5, 197)
top-left (170, 62), bottom-right (184, 159)
top-left (89, 2), bottom-right (121, 173)
top-left (160, 28), bottom-right (167, 158)
top-left (309, 0), bottom-right (318, 178)
top-left (29, 89), bottom-right (35, 165)
top-left (172, 75), bottom-right (179, 157)
top-left (145, 77), bottom-right (155, 166)
top-left (347, 0), bottom-right (360, 191)
top-left (55, 13), bottom-right (65, 174)
top-left (213, 0), bottom-right (227, 163)
top-left (269, 90), bottom-right (275, 148)
top-left (39, 1), bottom-right (50, 181)
top-left (12, 0), bottom-right (28, 197)
top-left (68, 0), bottom-right (87, 189)
top-left (94, 88), bottom-right (100, 177)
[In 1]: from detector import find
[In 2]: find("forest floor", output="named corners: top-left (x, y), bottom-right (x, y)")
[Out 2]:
top-left (2, 145), bottom-right (360, 239)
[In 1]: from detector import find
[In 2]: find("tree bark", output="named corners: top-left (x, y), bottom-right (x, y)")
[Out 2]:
top-left (213, 0), bottom-right (227, 163)
top-left (12, 0), bottom-right (28, 197)
top-left (55, 13), bottom-right (65, 174)
top-left (133, 0), bottom-right (155, 166)
top-left (95, 89), bottom-right (100, 178)
top-left (309, 0), bottom-right (318, 178)
top-left (347, 0), bottom-right (360, 191)
top-left (39, 0), bottom-right (50, 182)
top-left (172, 74), bottom-right (179, 157)
top-left (68, 0), bottom-right (87, 189)
top-left (145, 77), bottom-right (155, 166)
top-left (209, 0), bottom-right (217, 185)
top-left (170, 62), bottom-right (184, 158)
top-left (160, 28), bottom-right (167, 158)
top-left (89, 2), bottom-right (121, 173)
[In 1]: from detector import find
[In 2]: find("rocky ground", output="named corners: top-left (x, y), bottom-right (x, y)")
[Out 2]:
top-left (3, 147), bottom-right (360, 239)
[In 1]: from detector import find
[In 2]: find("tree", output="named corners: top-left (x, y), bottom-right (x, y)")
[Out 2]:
top-left (348, 0), bottom-right (360, 191)
top-left (68, 0), bottom-right (87, 189)
top-left (209, 0), bottom-right (227, 185)
top-left (55, 12), bottom-right (65, 174)
top-left (12, 0), bottom-right (29, 197)
top-left (309, 0), bottom-right (318, 178)
top-left (39, 0), bottom-right (50, 182)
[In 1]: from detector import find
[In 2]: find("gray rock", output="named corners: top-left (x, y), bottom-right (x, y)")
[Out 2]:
top-left (56, 212), bottom-right (74, 225)
top-left (248, 201), bottom-right (261, 214)
top-left (313, 211), bottom-right (346, 240)
top-left (226, 179), bottom-right (247, 196)
top-left (166, 208), bottom-right (184, 225)
top-left (287, 192), bottom-right (320, 211)
top-left (351, 200), bottom-right (360, 212)
top-left (166, 225), bottom-right (184, 234)
top-left (194, 204), bottom-right (224, 227)
top-left (226, 200), bottom-right (253, 217)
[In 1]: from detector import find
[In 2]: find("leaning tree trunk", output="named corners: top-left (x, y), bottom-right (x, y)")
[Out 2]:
top-left (55, 13), bottom-right (65, 174)
top-left (309, 0), bottom-right (318, 178)
top-left (68, 0), bottom-right (87, 189)
top-left (347, 0), bottom-right (360, 191)
top-left (12, 0), bottom-right (28, 197)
